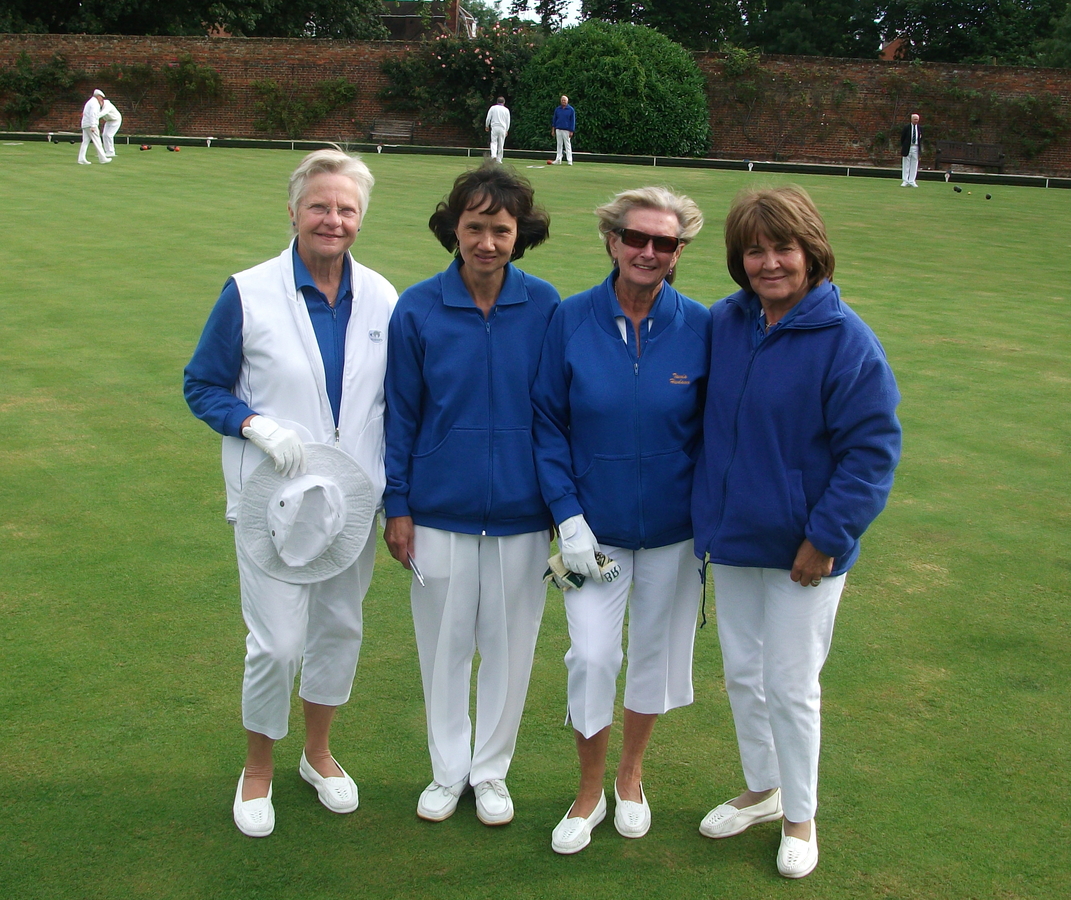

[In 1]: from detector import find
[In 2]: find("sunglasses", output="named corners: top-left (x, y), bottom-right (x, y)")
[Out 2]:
top-left (615, 228), bottom-right (682, 254)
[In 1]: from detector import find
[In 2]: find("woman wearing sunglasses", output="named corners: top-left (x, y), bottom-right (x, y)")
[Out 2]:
top-left (532, 187), bottom-right (709, 854)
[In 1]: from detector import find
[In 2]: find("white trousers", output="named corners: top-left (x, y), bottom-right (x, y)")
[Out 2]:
top-left (78, 127), bottom-right (107, 163)
top-left (712, 565), bottom-right (845, 823)
top-left (411, 526), bottom-right (549, 786)
top-left (554, 129), bottom-right (573, 164)
top-left (234, 521), bottom-right (376, 741)
top-left (902, 146), bottom-right (919, 185)
top-left (102, 119), bottom-right (121, 156)
top-left (565, 540), bottom-right (701, 739)
top-left (489, 126), bottom-right (506, 163)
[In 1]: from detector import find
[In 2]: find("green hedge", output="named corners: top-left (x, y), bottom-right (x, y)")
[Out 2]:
top-left (511, 21), bottom-right (710, 158)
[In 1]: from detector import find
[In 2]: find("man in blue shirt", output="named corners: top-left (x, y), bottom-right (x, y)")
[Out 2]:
top-left (551, 95), bottom-right (576, 165)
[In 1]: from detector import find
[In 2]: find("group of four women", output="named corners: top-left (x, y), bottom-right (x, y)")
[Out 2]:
top-left (184, 150), bottom-right (901, 879)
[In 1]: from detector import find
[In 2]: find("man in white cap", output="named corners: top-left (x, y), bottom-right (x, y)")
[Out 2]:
top-left (78, 89), bottom-right (110, 165)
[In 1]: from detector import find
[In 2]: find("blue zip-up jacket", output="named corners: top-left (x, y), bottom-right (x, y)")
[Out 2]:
top-left (384, 259), bottom-right (559, 535)
top-left (532, 272), bottom-right (711, 550)
top-left (692, 280), bottom-right (901, 576)
top-left (551, 103), bottom-right (576, 132)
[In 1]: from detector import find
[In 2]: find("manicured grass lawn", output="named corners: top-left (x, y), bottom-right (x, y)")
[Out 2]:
top-left (1, 141), bottom-right (1069, 899)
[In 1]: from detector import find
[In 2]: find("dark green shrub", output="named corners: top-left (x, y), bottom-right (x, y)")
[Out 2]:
top-left (252, 77), bottom-right (358, 138)
top-left (0, 53), bottom-right (79, 129)
top-left (379, 23), bottom-right (542, 141)
top-left (510, 21), bottom-right (710, 157)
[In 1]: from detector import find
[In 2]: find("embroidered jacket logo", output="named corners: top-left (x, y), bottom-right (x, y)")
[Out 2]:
top-left (669, 372), bottom-right (691, 385)
top-left (368, 330), bottom-right (384, 343)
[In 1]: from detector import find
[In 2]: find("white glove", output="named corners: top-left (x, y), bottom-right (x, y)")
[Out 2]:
top-left (242, 415), bottom-right (307, 479)
top-left (557, 514), bottom-right (602, 582)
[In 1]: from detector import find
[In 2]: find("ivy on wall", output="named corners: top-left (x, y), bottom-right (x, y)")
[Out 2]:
top-left (252, 77), bottom-right (358, 139)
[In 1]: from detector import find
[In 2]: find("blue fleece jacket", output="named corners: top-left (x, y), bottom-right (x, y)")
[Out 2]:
top-left (551, 103), bottom-right (576, 132)
top-left (383, 259), bottom-right (559, 536)
top-left (532, 272), bottom-right (711, 550)
top-left (691, 280), bottom-right (901, 575)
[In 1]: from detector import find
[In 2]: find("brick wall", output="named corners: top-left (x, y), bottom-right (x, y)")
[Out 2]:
top-left (3, 34), bottom-right (1070, 174)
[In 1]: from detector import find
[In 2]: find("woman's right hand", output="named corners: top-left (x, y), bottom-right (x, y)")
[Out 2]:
top-left (384, 516), bottom-right (415, 567)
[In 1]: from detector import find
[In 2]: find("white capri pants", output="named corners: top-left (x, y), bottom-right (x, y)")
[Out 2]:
top-left (565, 540), bottom-right (701, 739)
top-left (234, 521), bottom-right (377, 741)
top-left (712, 564), bottom-right (846, 823)
top-left (411, 525), bottom-right (550, 786)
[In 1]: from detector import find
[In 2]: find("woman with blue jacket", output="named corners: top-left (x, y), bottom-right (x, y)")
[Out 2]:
top-left (383, 164), bottom-right (558, 828)
top-left (692, 185), bottom-right (901, 879)
top-left (533, 187), bottom-right (709, 854)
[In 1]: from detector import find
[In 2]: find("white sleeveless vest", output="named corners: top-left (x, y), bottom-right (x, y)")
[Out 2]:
top-left (220, 240), bottom-right (397, 521)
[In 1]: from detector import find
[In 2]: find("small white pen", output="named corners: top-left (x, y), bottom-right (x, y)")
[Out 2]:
top-left (407, 553), bottom-right (426, 587)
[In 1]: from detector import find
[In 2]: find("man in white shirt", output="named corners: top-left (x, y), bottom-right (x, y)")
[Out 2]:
top-left (99, 96), bottom-right (123, 158)
top-left (484, 97), bottom-right (510, 163)
top-left (78, 89), bottom-right (111, 165)
top-left (900, 113), bottom-right (922, 187)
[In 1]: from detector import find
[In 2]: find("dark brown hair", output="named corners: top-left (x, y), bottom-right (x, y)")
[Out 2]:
top-left (429, 163), bottom-right (550, 261)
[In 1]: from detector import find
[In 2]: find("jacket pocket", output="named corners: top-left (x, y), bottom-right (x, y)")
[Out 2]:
top-left (410, 427), bottom-right (488, 520)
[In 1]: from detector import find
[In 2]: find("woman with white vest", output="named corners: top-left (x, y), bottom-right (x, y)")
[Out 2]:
top-left (184, 150), bottom-right (397, 837)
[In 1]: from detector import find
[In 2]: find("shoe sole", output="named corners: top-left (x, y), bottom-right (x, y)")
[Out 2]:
top-left (476, 808), bottom-right (514, 826)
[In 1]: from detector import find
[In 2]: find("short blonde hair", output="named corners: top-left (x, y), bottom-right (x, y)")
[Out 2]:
top-left (595, 186), bottom-right (704, 256)
top-left (723, 185), bottom-right (834, 292)
top-left (288, 150), bottom-right (374, 234)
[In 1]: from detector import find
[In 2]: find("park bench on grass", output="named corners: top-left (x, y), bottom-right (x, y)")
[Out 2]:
top-left (369, 118), bottom-right (415, 144)
top-left (934, 140), bottom-right (1005, 173)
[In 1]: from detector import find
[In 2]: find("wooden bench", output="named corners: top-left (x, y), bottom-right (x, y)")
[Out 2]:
top-left (934, 140), bottom-right (1005, 172)
top-left (369, 118), bottom-right (415, 144)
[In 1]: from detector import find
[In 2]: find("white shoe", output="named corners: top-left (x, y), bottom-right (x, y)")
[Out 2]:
top-left (699, 788), bottom-right (782, 838)
top-left (100, 158), bottom-right (112, 164)
top-left (78, 160), bottom-right (91, 165)
top-left (417, 778), bottom-right (469, 822)
top-left (299, 750), bottom-right (358, 813)
top-left (233, 769), bottom-right (274, 837)
top-left (551, 792), bottom-right (606, 854)
top-left (900, 182), bottom-right (908, 187)
top-left (613, 779), bottom-right (650, 838)
top-left (474, 779), bottom-right (514, 825)
top-left (777, 820), bottom-right (818, 878)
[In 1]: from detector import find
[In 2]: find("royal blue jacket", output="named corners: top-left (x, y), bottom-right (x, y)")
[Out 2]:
top-left (552, 103), bottom-right (576, 132)
top-left (384, 259), bottom-right (559, 535)
top-left (692, 280), bottom-right (901, 575)
top-left (532, 272), bottom-right (710, 550)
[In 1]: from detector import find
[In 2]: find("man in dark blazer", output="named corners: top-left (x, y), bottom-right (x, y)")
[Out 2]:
top-left (900, 113), bottom-right (922, 187)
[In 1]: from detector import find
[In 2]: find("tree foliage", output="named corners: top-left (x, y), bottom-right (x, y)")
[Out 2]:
top-left (1034, 0), bottom-right (1071, 66)
top-left (581, 0), bottom-right (741, 51)
top-left (511, 21), bottom-right (710, 156)
top-left (880, 0), bottom-right (1065, 64)
top-left (379, 22), bottom-right (543, 140)
top-left (0, 0), bottom-right (389, 38)
top-left (508, 0), bottom-right (570, 31)
top-left (0, 52), bottom-right (80, 128)
top-left (741, 0), bottom-right (882, 58)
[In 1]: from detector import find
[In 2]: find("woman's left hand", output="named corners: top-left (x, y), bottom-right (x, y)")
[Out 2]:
top-left (790, 539), bottom-right (834, 588)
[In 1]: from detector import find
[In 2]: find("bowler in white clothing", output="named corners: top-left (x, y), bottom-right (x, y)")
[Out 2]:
top-left (99, 98), bottom-right (123, 157)
top-left (485, 97), bottom-right (510, 163)
top-left (78, 89), bottom-right (110, 165)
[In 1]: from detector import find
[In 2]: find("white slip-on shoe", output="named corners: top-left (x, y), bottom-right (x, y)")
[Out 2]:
top-left (299, 751), bottom-right (358, 814)
top-left (474, 779), bottom-right (514, 826)
top-left (777, 820), bottom-right (818, 878)
top-left (233, 769), bottom-right (274, 837)
top-left (417, 778), bottom-right (469, 822)
top-left (613, 779), bottom-right (650, 838)
top-left (699, 788), bottom-right (782, 838)
top-left (551, 791), bottom-right (607, 855)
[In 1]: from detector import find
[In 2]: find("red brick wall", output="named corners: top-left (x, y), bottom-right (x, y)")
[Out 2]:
top-left (3, 34), bottom-right (1070, 174)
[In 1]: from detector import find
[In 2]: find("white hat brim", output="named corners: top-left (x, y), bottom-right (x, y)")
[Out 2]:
top-left (235, 444), bottom-right (376, 584)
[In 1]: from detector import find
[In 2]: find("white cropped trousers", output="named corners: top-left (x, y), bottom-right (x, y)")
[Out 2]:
top-left (564, 540), bottom-right (701, 739)
top-left (411, 526), bottom-right (549, 786)
top-left (711, 564), bottom-right (845, 823)
top-left (234, 521), bottom-right (376, 741)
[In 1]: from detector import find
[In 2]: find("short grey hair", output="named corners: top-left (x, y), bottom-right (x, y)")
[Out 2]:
top-left (288, 150), bottom-right (374, 233)
top-left (594, 186), bottom-right (704, 257)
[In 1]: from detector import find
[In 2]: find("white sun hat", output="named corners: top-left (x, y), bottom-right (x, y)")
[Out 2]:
top-left (236, 443), bottom-right (376, 584)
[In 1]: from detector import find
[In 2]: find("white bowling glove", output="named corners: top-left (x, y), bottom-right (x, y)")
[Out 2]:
top-left (557, 514), bottom-right (602, 582)
top-left (242, 415), bottom-right (307, 479)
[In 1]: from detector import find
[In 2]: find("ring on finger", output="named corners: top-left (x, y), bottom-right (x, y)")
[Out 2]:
top-left (810, 579), bottom-right (821, 586)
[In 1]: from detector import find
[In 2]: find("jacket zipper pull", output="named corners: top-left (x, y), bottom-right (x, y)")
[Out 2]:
top-left (334, 427), bottom-right (340, 447)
